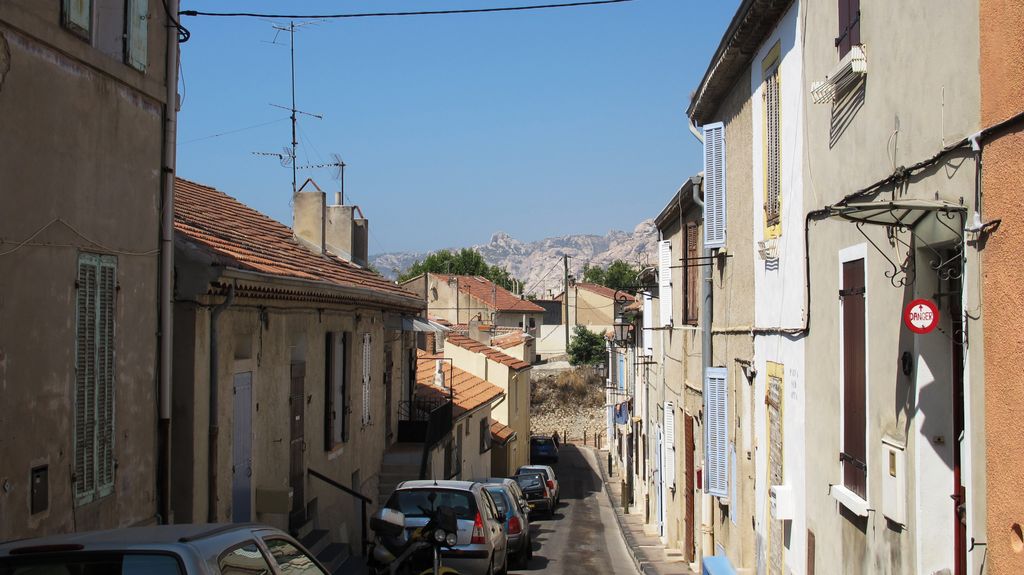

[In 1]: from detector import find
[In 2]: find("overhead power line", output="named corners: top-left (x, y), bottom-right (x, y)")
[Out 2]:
top-left (180, 0), bottom-right (635, 19)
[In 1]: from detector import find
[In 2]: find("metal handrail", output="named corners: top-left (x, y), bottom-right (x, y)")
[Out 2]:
top-left (308, 468), bottom-right (373, 557)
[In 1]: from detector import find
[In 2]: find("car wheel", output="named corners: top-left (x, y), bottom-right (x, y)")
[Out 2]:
top-left (527, 536), bottom-right (534, 561)
top-left (486, 558), bottom-right (495, 575)
top-left (497, 550), bottom-right (509, 575)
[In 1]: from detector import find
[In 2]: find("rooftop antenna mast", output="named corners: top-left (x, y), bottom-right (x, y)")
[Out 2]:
top-left (297, 153), bottom-right (346, 204)
top-left (252, 20), bottom-right (323, 195)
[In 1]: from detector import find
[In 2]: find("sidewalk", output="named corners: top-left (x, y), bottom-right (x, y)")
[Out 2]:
top-left (595, 448), bottom-right (697, 575)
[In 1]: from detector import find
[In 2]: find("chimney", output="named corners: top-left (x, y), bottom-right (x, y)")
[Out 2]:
top-left (293, 189), bottom-right (326, 254)
top-left (468, 317), bottom-right (491, 345)
top-left (325, 199), bottom-right (370, 267)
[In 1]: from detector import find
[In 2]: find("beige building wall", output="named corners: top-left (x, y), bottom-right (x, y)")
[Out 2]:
top-left (979, 0), bottom-right (1024, 571)
top-left (426, 408), bottom-right (494, 482)
top-left (802, 1), bottom-right (981, 574)
top-left (0, 1), bottom-right (169, 539)
top-left (576, 288), bottom-right (616, 326)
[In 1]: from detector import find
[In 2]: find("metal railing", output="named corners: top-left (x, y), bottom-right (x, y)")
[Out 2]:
top-left (308, 468), bottom-right (373, 557)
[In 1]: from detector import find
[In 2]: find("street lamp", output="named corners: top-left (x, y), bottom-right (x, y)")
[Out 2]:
top-left (613, 315), bottom-right (631, 346)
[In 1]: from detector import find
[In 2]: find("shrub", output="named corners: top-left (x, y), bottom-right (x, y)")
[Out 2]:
top-left (568, 325), bottom-right (606, 366)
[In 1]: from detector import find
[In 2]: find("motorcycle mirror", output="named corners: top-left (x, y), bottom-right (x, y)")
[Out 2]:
top-left (370, 508), bottom-right (406, 538)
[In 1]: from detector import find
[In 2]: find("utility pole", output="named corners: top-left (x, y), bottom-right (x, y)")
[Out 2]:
top-left (563, 254), bottom-right (570, 353)
top-left (287, 21), bottom-right (297, 195)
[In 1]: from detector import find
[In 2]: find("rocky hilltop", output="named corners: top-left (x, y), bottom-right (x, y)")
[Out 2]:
top-left (372, 220), bottom-right (658, 297)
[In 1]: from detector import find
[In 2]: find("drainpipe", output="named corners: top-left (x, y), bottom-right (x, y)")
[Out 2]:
top-left (158, 0), bottom-right (180, 525)
top-left (207, 284), bottom-right (236, 523)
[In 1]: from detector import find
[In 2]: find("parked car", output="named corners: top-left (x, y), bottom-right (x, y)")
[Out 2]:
top-left (517, 464), bottom-right (560, 506)
top-left (530, 435), bottom-right (559, 463)
top-left (384, 479), bottom-right (509, 575)
top-left (477, 478), bottom-right (533, 567)
top-left (0, 523), bottom-right (330, 575)
top-left (514, 471), bottom-right (554, 519)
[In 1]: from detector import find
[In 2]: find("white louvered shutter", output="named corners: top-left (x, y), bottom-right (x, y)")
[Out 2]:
top-left (658, 240), bottom-right (673, 327)
top-left (642, 291), bottom-right (654, 357)
top-left (705, 367), bottom-right (729, 497)
top-left (664, 402), bottom-right (676, 489)
top-left (703, 122), bottom-right (727, 248)
top-left (126, 0), bottom-right (149, 71)
top-left (362, 333), bottom-right (372, 425)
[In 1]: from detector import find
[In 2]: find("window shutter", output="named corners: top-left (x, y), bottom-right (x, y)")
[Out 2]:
top-left (642, 291), bottom-right (654, 356)
top-left (62, 0), bottom-right (93, 39)
top-left (658, 240), bottom-right (673, 327)
top-left (74, 253), bottom-right (116, 506)
top-left (764, 69), bottom-right (781, 231)
top-left (664, 402), bottom-right (676, 489)
top-left (362, 333), bottom-right (372, 425)
top-left (838, 0), bottom-right (861, 58)
top-left (126, 0), bottom-right (149, 71)
top-left (685, 223), bottom-right (700, 325)
top-left (703, 122), bottom-right (727, 248)
top-left (325, 332), bottom-right (347, 448)
top-left (841, 259), bottom-right (867, 497)
top-left (704, 367), bottom-right (729, 497)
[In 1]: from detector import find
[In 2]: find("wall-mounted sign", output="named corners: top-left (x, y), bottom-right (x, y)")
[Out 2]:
top-left (904, 299), bottom-right (940, 334)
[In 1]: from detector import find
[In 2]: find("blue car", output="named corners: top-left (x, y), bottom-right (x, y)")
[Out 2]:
top-left (530, 435), bottom-right (559, 463)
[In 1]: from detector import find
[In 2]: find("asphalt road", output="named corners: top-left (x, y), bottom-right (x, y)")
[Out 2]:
top-left (511, 445), bottom-right (639, 575)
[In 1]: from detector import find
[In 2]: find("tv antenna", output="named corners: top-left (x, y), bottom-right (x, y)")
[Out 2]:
top-left (297, 153), bottom-right (346, 204)
top-left (251, 20), bottom-right (323, 195)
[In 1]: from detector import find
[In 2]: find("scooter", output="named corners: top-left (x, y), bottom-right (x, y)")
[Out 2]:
top-left (368, 499), bottom-right (463, 575)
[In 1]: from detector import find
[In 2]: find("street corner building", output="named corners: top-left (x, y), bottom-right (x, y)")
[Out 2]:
top-left (170, 177), bottom-right (426, 558)
top-left (0, 0), bottom-right (174, 540)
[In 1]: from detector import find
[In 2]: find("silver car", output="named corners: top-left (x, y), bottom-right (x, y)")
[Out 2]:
top-left (479, 479), bottom-right (533, 568)
top-left (517, 464), bottom-right (560, 506)
top-left (385, 480), bottom-right (509, 575)
top-left (0, 523), bottom-right (330, 574)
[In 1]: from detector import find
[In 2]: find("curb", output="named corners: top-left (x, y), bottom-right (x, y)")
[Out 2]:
top-left (593, 447), bottom-right (658, 575)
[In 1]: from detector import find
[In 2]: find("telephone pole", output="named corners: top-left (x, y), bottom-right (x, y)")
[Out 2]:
top-left (563, 254), bottom-right (570, 353)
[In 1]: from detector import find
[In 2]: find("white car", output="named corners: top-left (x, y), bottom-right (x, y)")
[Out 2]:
top-left (516, 464), bottom-right (560, 506)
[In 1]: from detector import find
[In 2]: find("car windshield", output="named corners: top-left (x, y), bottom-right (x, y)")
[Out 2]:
top-left (484, 487), bottom-right (510, 515)
top-left (0, 552), bottom-right (183, 575)
top-left (514, 473), bottom-right (545, 491)
top-left (386, 489), bottom-right (477, 520)
top-left (519, 467), bottom-right (552, 481)
top-left (532, 438), bottom-right (553, 447)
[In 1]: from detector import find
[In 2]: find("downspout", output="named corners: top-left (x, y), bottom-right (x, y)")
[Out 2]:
top-left (689, 122), bottom-right (716, 564)
top-left (207, 284), bottom-right (235, 522)
top-left (158, 0), bottom-right (180, 525)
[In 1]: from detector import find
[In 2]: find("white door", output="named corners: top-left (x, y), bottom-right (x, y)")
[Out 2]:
top-left (232, 372), bottom-right (253, 522)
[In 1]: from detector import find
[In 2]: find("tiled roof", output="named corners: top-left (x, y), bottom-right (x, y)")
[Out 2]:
top-left (576, 283), bottom-right (636, 302)
top-left (174, 178), bottom-right (422, 306)
top-left (416, 351), bottom-right (504, 418)
top-left (446, 333), bottom-right (531, 371)
top-left (490, 331), bottom-right (529, 350)
top-left (432, 274), bottom-right (544, 313)
top-left (490, 421), bottom-right (516, 446)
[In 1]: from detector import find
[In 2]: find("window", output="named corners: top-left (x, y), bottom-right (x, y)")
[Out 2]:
top-left (74, 253), bottom-right (117, 506)
top-left (837, 0), bottom-right (861, 58)
top-left (361, 333), bottom-right (372, 426)
top-left (840, 257), bottom-right (867, 498)
top-left (219, 542), bottom-right (272, 575)
top-left (325, 332), bottom-right (348, 448)
top-left (480, 418), bottom-right (492, 453)
top-left (62, 0), bottom-right (148, 70)
top-left (264, 538), bottom-right (327, 575)
top-left (704, 367), bottom-right (728, 498)
top-left (0, 553), bottom-right (183, 575)
top-left (658, 240), bottom-right (673, 327)
top-left (664, 402), bottom-right (676, 489)
top-left (762, 42), bottom-right (782, 238)
top-left (703, 123), bottom-right (727, 248)
top-left (684, 223), bottom-right (700, 325)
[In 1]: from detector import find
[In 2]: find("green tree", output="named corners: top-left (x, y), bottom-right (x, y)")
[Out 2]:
top-left (568, 325), bottom-right (606, 366)
top-left (580, 260), bottom-right (639, 292)
top-left (398, 248), bottom-right (518, 291)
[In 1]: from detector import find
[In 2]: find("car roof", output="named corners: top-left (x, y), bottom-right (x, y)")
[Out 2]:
top-left (396, 479), bottom-right (479, 491)
top-left (474, 477), bottom-right (515, 485)
top-left (0, 524), bottom-right (282, 555)
top-left (519, 464), bottom-right (554, 472)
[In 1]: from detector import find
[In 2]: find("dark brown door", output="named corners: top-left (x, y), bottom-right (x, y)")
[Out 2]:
top-left (948, 259), bottom-right (966, 575)
top-left (385, 340), bottom-right (394, 441)
top-left (684, 414), bottom-right (695, 562)
top-left (841, 259), bottom-right (867, 497)
top-left (289, 362), bottom-right (306, 529)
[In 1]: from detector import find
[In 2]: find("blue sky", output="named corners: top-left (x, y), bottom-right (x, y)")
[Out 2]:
top-left (176, 0), bottom-right (739, 254)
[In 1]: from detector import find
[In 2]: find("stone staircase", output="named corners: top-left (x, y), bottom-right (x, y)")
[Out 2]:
top-left (294, 498), bottom-right (368, 575)
top-left (378, 443), bottom-right (425, 503)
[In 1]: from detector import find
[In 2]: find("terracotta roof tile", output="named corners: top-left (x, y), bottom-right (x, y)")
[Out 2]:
top-left (576, 282), bottom-right (636, 302)
top-left (416, 351), bottom-right (505, 418)
top-left (174, 178), bottom-right (422, 306)
top-left (446, 333), bottom-right (531, 370)
top-left (490, 421), bottom-right (516, 445)
top-left (432, 274), bottom-right (544, 313)
top-left (490, 331), bottom-right (529, 349)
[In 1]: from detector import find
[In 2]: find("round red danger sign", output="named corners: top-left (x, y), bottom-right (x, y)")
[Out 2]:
top-left (904, 299), bottom-right (940, 334)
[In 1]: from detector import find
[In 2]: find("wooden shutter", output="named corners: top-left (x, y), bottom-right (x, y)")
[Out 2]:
top-left (685, 223), bottom-right (700, 325)
top-left (126, 0), bottom-right (149, 71)
top-left (325, 332), bottom-right (348, 448)
top-left (658, 240), bottom-right (673, 327)
top-left (362, 333), bottom-right (372, 425)
top-left (704, 367), bottom-right (728, 497)
top-left (840, 259), bottom-right (867, 497)
top-left (703, 123), bottom-right (727, 248)
top-left (642, 291), bottom-right (654, 356)
top-left (664, 402), bottom-right (676, 489)
top-left (838, 0), bottom-right (861, 58)
top-left (74, 254), bottom-right (116, 506)
top-left (62, 0), bottom-right (93, 39)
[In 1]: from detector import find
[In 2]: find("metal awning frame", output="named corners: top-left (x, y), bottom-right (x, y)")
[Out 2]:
top-left (386, 315), bottom-right (451, 333)
top-left (826, 199), bottom-right (967, 288)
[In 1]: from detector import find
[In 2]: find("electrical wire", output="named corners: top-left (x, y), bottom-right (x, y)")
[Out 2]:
top-left (0, 218), bottom-right (160, 257)
top-left (180, 0), bottom-right (635, 19)
top-left (181, 117), bottom-right (290, 144)
top-left (161, 0), bottom-right (191, 42)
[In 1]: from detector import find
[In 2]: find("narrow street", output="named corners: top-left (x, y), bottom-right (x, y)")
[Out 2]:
top-left (512, 445), bottom-right (639, 575)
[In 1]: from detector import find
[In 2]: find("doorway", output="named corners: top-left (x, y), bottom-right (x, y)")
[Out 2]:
top-left (289, 361), bottom-right (306, 530)
top-left (231, 372), bottom-right (253, 522)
